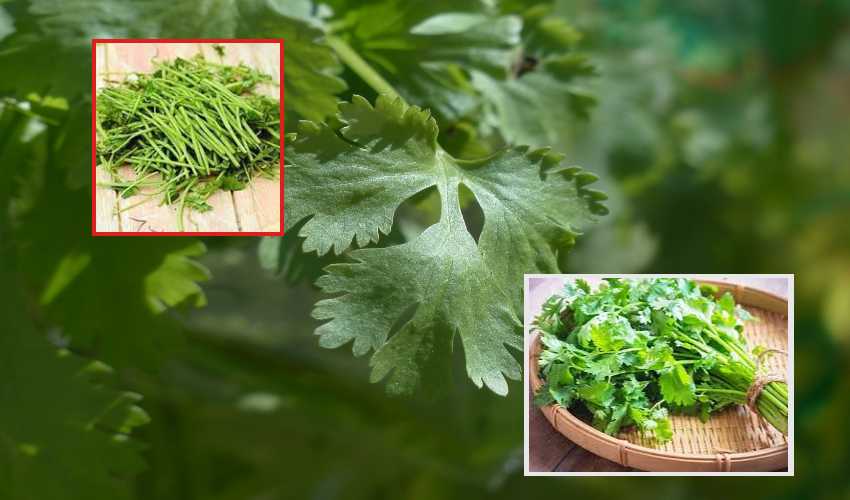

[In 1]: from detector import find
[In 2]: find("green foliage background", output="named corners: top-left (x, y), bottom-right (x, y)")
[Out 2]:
top-left (2, 0), bottom-right (849, 498)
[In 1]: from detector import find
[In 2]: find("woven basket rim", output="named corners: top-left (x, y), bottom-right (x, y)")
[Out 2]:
top-left (529, 279), bottom-right (789, 468)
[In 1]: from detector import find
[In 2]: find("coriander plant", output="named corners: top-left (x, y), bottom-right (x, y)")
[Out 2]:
top-left (1, 0), bottom-right (602, 497)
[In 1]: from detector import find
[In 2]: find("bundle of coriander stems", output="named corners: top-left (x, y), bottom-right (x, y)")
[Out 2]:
top-left (96, 51), bottom-right (280, 230)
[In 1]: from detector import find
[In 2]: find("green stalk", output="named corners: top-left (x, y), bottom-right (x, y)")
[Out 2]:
top-left (97, 50), bottom-right (279, 227)
top-left (326, 35), bottom-right (402, 101)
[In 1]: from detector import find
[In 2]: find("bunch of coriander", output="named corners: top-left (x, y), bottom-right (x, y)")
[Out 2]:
top-left (96, 52), bottom-right (280, 229)
top-left (533, 278), bottom-right (788, 442)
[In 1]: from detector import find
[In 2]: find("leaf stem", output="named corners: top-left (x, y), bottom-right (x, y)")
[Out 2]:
top-left (326, 35), bottom-right (402, 102)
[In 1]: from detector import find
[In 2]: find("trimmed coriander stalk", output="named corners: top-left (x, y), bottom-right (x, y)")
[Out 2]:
top-left (96, 51), bottom-right (280, 221)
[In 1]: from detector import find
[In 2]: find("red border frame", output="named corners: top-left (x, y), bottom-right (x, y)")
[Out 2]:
top-left (91, 38), bottom-right (285, 236)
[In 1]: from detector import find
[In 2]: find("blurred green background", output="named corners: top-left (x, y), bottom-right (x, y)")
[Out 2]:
top-left (2, 0), bottom-right (849, 498)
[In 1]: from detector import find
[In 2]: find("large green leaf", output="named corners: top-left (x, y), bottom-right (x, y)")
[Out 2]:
top-left (286, 95), bottom-right (605, 394)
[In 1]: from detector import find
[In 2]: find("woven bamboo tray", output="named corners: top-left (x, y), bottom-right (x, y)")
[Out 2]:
top-left (529, 280), bottom-right (789, 472)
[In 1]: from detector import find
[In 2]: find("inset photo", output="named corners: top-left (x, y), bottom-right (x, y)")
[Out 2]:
top-left (524, 275), bottom-right (793, 475)
top-left (92, 39), bottom-right (282, 235)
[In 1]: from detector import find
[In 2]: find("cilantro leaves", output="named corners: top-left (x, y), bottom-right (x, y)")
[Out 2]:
top-left (333, 1), bottom-right (521, 122)
top-left (471, 2), bottom-right (596, 147)
top-left (534, 278), bottom-right (788, 441)
top-left (658, 363), bottom-right (696, 407)
top-left (287, 95), bottom-right (603, 395)
top-left (267, 14), bottom-right (347, 124)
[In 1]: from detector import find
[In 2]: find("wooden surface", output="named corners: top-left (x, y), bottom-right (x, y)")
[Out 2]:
top-left (94, 42), bottom-right (281, 233)
top-left (526, 275), bottom-right (790, 473)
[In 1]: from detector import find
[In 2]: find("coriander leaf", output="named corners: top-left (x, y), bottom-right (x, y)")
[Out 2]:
top-left (532, 295), bottom-right (567, 334)
top-left (693, 350), bottom-right (719, 371)
top-left (539, 365), bottom-right (576, 407)
top-left (285, 97), bottom-right (439, 256)
top-left (315, 206), bottom-right (521, 395)
top-left (25, 239), bottom-right (210, 369)
top-left (713, 292), bottom-right (742, 330)
top-left (679, 297), bottom-right (715, 327)
top-left (547, 362), bottom-right (574, 386)
top-left (658, 362), bottom-right (696, 406)
top-left (533, 384), bottom-right (556, 406)
top-left (535, 278), bottom-right (780, 441)
top-left (735, 304), bottom-right (755, 322)
top-left (628, 406), bottom-right (647, 427)
top-left (718, 291), bottom-right (736, 314)
top-left (637, 341), bottom-right (673, 370)
top-left (604, 403), bottom-right (629, 435)
top-left (287, 95), bottom-right (603, 394)
top-left (575, 278), bottom-right (591, 293)
top-left (577, 380), bottom-right (615, 407)
top-left (715, 324), bottom-right (743, 344)
top-left (631, 405), bottom-right (673, 442)
top-left (145, 241), bottom-right (210, 313)
top-left (549, 384), bottom-right (576, 407)
top-left (635, 306), bottom-right (651, 325)
top-left (539, 333), bottom-right (568, 353)
top-left (621, 376), bottom-right (650, 406)
top-left (577, 313), bottom-right (637, 350)
top-left (653, 415), bottom-right (674, 442)
top-left (589, 318), bottom-right (621, 351)
top-left (471, 2), bottom-right (596, 147)
top-left (562, 278), bottom-right (588, 302)
top-left (471, 53), bottom-right (595, 147)
top-left (585, 353), bottom-right (621, 379)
